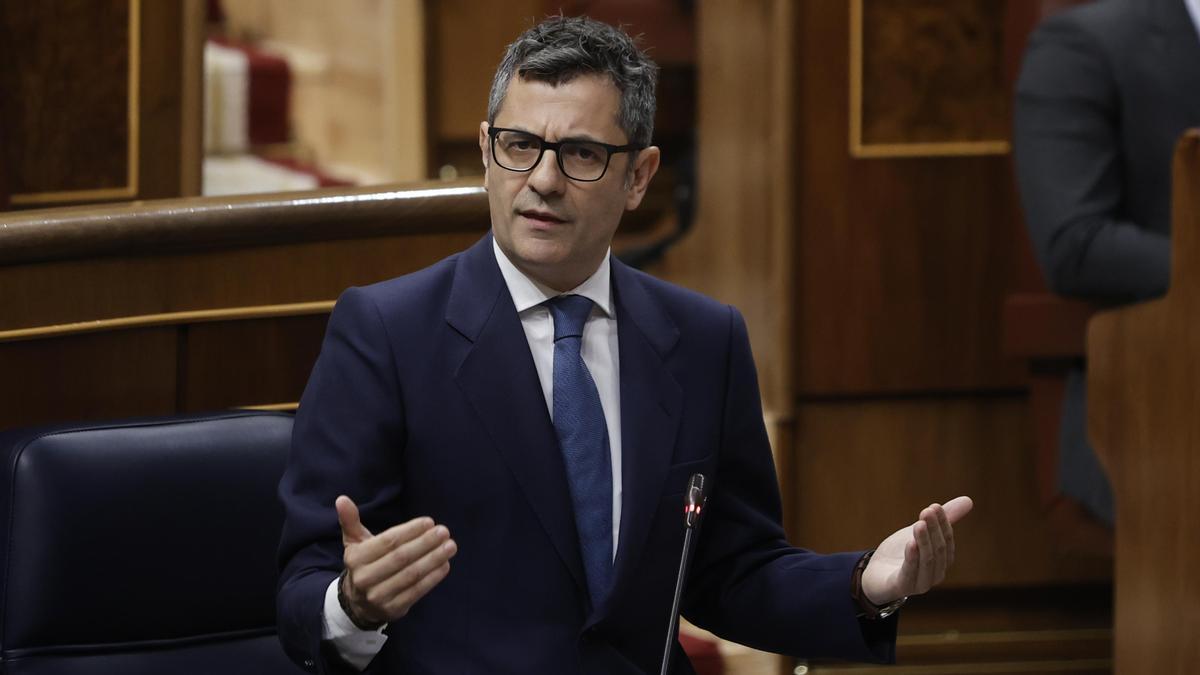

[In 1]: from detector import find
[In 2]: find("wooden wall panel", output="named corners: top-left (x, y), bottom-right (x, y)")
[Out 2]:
top-left (0, 232), bottom-right (482, 333)
top-left (791, 398), bottom-right (1110, 587)
top-left (182, 315), bottom-right (328, 410)
top-left (139, 0), bottom-right (201, 199)
top-left (657, 0), bottom-right (794, 413)
top-left (431, 0), bottom-right (541, 143)
top-left (426, 0), bottom-right (541, 177)
top-left (858, 0), bottom-right (1008, 149)
top-left (796, 0), bottom-right (1024, 395)
top-left (1, 1), bottom-right (132, 197)
top-left (0, 0), bottom-right (199, 208)
top-left (0, 329), bottom-right (176, 430)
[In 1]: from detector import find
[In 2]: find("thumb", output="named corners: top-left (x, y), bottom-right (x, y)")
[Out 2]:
top-left (336, 495), bottom-right (373, 546)
top-left (942, 495), bottom-right (974, 524)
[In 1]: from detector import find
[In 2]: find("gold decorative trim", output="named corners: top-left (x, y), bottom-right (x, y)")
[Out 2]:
top-left (10, 0), bottom-right (141, 205)
top-left (0, 300), bottom-right (335, 344)
top-left (238, 402), bottom-right (300, 412)
top-left (801, 658), bottom-right (1111, 674)
top-left (848, 0), bottom-right (1010, 159)
top-left (898, 628), bottom-right (1111, 646)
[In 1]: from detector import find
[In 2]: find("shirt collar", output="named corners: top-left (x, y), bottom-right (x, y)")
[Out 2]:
top-left (492, 237), bottom-right (614, 317)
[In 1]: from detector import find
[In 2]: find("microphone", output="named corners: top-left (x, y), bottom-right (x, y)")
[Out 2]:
top-left (660, 473), bottom-right (707, 675)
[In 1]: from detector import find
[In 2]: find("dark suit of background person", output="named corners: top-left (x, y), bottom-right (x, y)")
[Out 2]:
top-left (275, 235), bottom-right (898, 674)
top-left (1013, 0), bottom-right (1200, 525)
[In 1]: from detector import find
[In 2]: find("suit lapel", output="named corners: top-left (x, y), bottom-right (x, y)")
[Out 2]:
top-left (1147, 0), bottom-right (1200, 122)
top-left (448, 235), bottom-right (587, 595)
top-left (589, 260), bottom-right (682, 625)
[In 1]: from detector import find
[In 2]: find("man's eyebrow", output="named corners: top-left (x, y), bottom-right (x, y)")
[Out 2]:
top-left (504, 126), bottom-right (609, 145)
top-left (558, 134), bottom-right (608, 144)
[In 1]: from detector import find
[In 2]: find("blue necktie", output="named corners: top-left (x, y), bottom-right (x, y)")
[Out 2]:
top-left (547, 294), bottom-right (613, 609)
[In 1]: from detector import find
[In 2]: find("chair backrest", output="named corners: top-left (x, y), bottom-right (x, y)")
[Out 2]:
top-left (0, 411), bottom-right (302, 675)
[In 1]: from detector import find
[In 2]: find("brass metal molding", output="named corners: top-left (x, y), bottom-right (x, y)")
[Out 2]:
top-left (0, 300), bottom-right (335, 344)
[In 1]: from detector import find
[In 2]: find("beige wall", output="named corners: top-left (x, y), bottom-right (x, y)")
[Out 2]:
top-left (220, 0), bottom-right (426, 183)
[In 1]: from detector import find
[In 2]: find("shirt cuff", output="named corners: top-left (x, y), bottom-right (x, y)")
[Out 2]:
top-left (322, 576), bottom-right (388, 670)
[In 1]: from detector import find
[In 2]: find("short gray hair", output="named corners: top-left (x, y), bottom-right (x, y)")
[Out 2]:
top-left (487, 16), bottom-right (658, 148)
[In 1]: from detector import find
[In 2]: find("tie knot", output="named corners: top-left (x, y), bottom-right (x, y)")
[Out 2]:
top-left (548, 294), bottom-right (594, 340)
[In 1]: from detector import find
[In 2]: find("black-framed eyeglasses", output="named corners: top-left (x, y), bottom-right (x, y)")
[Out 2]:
top-left (488, 126), bottom-right (642, 182)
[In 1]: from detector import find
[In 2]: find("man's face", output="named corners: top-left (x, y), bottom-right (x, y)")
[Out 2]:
top-left (480, 74), bottom-right (660, 291)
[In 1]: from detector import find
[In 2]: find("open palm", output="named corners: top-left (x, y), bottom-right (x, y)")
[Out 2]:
top-left (860, 496), bottom-right (974, 605)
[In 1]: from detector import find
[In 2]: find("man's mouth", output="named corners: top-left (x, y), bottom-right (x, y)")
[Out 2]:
top-left (519, 210), bottom-right (567, 224)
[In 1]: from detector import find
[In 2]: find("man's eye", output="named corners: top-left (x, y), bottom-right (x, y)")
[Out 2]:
top-left (567, 145), bottom-right (601, 161)
top-left (507, 139), bottom-right (536, 151)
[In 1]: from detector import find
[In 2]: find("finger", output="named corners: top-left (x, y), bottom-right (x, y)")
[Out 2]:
top-left (922, 504), bottom-right (948, 585)
top-left (354, 522), bottom-right (450, 590)
top-left (913, 518), bottom-right (936, 594)
top-left (383, 560), bottom-right (453, 619)
top-left (372, 538), bottom-right (458, 613)
top-left (336, 496), bottom-right (373, 546)
top-left (936, 502), bottom-right (956, 570)
top-left (942, 495), bottom-right (974, 524)
top-left (346, 515), bottom-right (436, 569)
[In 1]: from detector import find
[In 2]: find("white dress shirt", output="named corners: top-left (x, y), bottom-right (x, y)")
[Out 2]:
top-left (321, 240), bottom-right (623, 669)
top-left (1187, 0), bottom-right (1200, 39)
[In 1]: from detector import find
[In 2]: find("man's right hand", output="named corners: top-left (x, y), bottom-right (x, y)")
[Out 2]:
top-left (335, 495), bottom-right (458, 628)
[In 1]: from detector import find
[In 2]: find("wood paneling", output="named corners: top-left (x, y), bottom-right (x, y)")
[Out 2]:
top-left (1087, 132), bottom-right (1200, 674)
top-left (797, 0), bottom-right (1023, 395)
top-left (1002, 295), bottom-right (1095, 358)
top-left (1, 0), bottom-right (199, 208)
top-left (1, 1), bottom-right (132, 196)
top-left (805, 603), bottom-right (1113, 672)
top-left (0, 329), bottom-right (176, 430)
top-left (139, 0), bottom-right (198, 199)
top-left (858, 0), bottom-right (1007, 147)
top-left (430, 0), bottom-right (542, 144)
top-left (0, 233), bottom-right (482, 333)
top-left (657, 0), bottom-right (795, 413)
top-left (181, 315), bottom-right (328, 411)
top-left (792, 397), bottom-right (1111, 587)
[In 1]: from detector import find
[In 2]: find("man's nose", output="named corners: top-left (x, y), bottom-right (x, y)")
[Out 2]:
top-left (528, 148), bottom-right (567, 195)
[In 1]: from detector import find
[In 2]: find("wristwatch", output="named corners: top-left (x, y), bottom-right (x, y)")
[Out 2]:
top-left (851, 550), bottom-right (907, 620)
top-left (337, 569), bottom-right (387, 631)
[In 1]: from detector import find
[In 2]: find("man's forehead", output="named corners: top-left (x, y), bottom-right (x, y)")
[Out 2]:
top-left (493, 73), bottom-right (623, 136)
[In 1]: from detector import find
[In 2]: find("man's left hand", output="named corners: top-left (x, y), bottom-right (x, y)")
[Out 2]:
top-left (860, 496), bottom-right (974, 605)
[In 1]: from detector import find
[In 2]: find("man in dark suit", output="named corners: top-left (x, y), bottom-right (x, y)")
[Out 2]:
top-left (277, 16), bottom-right (972, 674)
top-left (1014, 0), bottom-right (1200, 525)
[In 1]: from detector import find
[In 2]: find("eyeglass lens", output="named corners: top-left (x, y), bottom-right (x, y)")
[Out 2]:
top-left (493, 130), bottom-right (610, 181)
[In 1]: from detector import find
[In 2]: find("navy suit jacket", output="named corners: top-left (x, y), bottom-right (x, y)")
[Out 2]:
top-left (277, 234), bottom-right (896, 674)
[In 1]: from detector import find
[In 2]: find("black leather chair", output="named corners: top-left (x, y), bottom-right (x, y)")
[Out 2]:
top-left (0, 411), bottom-right (304, 674)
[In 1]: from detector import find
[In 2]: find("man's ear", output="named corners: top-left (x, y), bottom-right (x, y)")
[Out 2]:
top-left (479, 122), bottom-right (491, 181)
top-left (624, 145), bottom-right (661, 211)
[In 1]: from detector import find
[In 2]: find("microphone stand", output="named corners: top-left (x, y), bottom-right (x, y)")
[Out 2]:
top-left (659, 473), bottom-right (707, 675)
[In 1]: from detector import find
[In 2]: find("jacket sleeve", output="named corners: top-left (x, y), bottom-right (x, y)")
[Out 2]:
top-left (276, 287), bottom-right (408, 674)
top-left (1013, 13), bottom-right (1170, 303)
top-left (680, 307), bottom-right (896, 663)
